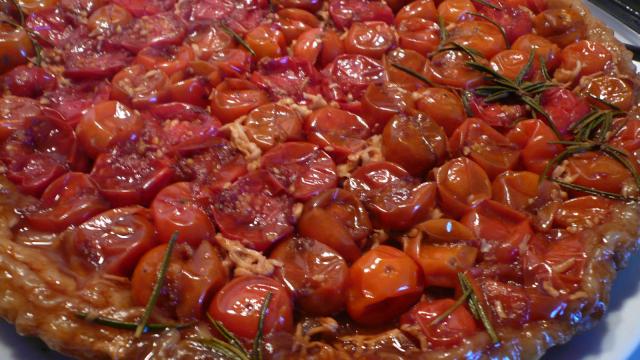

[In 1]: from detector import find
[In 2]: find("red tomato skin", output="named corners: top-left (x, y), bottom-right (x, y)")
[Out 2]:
top-left (539, 88), bottom-right (590, 135)
top-left (3, 65), bottom-right (57, 98)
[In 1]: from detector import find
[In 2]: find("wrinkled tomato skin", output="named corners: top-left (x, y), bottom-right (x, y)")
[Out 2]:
top-left (273, 0), bottom-right (323, 12)
top-left (512, 34), bottom-right (560, 70)
top-left (176, 138), bottom-right (247, 187)
top-left (347, 245), bottom-right (424, 326)
top-left (437, 0), bottom-right (476, 24)
top-left (400, 299), bottom-right (478, 348)
top-left (554, 196), bottom-right (614, 229)
top-left (70, 206), bottom-right (157, 276)
top-left (132, 241), bottom-right (228, 320)
top-left (111, 64), bottom-right (171, 110)
top-left (532, 8), bottom-right (586, 47)
top-left (555, 40), bottom-right (612, 83)
top-left (298, 188), bottom-right (372, 263)
top-left (435, 157), bottom-right (492, 218)
top-left (151, 182), bottom-right (216, 246)
top-left (477, 278), bottom-right (531, 327)
top-left (564, 152), bottom-right (631, 195)
top-left (539, 88), bottom-right (590, 135)
top-left (448, 20), bottom-right (507, 59)
top-left (276, 8), bottom-right (321, 44)
top-left (427, 50), bottom-right (485, 89)
top-left (414, 88), bottom-right (465, 136)
top-left (87, 4), bottom-right (133, 35)
top-left (343, 21), bottom-right (396, 59)
top-left (405, 238), bottom-right (478, 288)
top-left (506, 119), bottom-right (563, 174)
top-left (582, 76), bottom-right (634, 111)
top-left (25, 172), bottom-right (109, 232)
top-left (396, 17), bottom-right (440, 55)
top-left (491, 171), bottom-right (541, 212)
top-left (322, 54), bottom-right (385, 103)
top-left (361, 83), bottom-right (415, 133)
top-left (329, 0), bottom-right (394, 31)
top-left (304, 107), bottom-right (370, 163)
top-left (243, 103), bottom-right (303, 151)
top-left (293, 28), bottom-right (344, 67)
top-left (210, 79), bottom-right (270, 124)
top-left (396, 0), bottom-right (437, 24)
top-left (5, 153), bottom-right (67, 197)
top-left (208, 275), bottom-right (294, 339)
top-left (3, 65), bottom-right (57, 98)
top-left (271, 237), bottom-right (349, 316)
top-left (383, 48), bottom-right (428, 91)
top-left (244, 24), bottom-right (287, 60)
top-left (168, 77), bottom-right (211, 107)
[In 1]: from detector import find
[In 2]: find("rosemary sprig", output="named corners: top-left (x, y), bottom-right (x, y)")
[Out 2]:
top-left (461, 90), bottom-right (474, 117)
top-left (390, 63), bottom-right (435, 87)
top-left (135, 232), bottom-right (178, 338)
top-left (436, 42), bottom-right (482, 61)
top-left (471, 0), bottom-right (503, 10)
top-left (467, 12), bottom-right (509, 48)
top-left (551, 180), bottom-right (635, 201)
top-left (429, 289), bottom-right (471, 327)
top-left (252, 292), bottom-right (272, 360)
top-left (438, 16), bottom-right (448, 43)
top-left (207, 313), bottom-right (248, 356)
top-left (0, 18), bottom-right (43, 66)
top-left (220, 23), bottom-right (256, 57)
top-left (198, 338), bottom-right (251, 360)
top-left (9, 0), bottom-right (24, 26)
top-left (539, 56), bottom-right (551, 81)
top-left (75, 313), bottom-right (192, 331)
top-left (586, 94), bottom-right (622, 111)
top-left (458, 273), bottom-right (499, 344)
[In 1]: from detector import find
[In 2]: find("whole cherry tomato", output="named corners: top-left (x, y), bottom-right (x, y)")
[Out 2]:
top-left (298, 188), bottom-right (372, 262)
top-left (448, 20), bottom-right (507, 59)
top-left (25, 172), bottom-right (109, 232)
top-left (208, 275), bottom-right (293, 339)
top-left (344, 21), bottom-right (396, 59)
top-left (400, 299), bottom-right (478, 348)
top-left (382, 113), bottom-right (447, 176)
top-left (329, 0), bottom-right (394, 31)
top-left (275, 8), bottom-right (320, 43)
top-left (304, 107), bottom-right (371, 163)
top-left (150, 182), bottom-right (216, 246)
top-left (347, 245), bottom-right (424, 326)
top-left (0, 24), bottom-right (35, 74)
top-left (210, 79), bottom-right (270, 123)
top-left (435, 157), bottom-right (492, 218)
top-left (490, 49), bottom-right (537, 81)
top-left (362, 83), bottom-right (415, 133)
top-left (563, 151), bottom-right (632, 195)
top-left (245, 24), bottom-right (287, 60)
top-left (437, 0), bottom-right (476, 24)
top-left (405, 240), bottom-right (478, 288)
top-left (243, 103), bottom-right (303, 151)
top-left (582, 76), bottom-right (634, 111)
top-left (271, 237), bottom-right (349, 316)
top-left (383, 48), bottom-right (429, 91)
top-left (476, 5), bottom-right (532, 45)
top-left (293, 28), bottom-right (344, 67)
top-left (539, 88), bottom-right (590, 135)
top-left (532, 8), bottom-right (586, 47)
top-left (554, 196), bottom-right (614, 229)
top-left (506, 118), bottom-right (562, 174)
top-left (3, 65), bottom-right (57, 98)
top-left (132, 241), bottom-right (228, 320)
top-left (70, 206), bottom-right (157, 276)
top-left (414, 88), bottom-right (466, 136)
top-left (492, 171), bottom-right (541, 211)
top-left (511, 34), bottom-right (560, 71)
top-left (427, 50), bottom-right (485, 89)
top-left (396, 18), bottom-right (441, 54)
top-left (396, 0), bottom-right (437, 23)
top-left (555, 40), bottom-right (612, 83)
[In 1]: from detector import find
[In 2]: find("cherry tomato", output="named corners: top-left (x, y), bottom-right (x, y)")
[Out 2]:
top-left (60, 0), bottom-right (108, 14)
top-left (490, 49), bottom-right (537, 81)
top-left (413, 88), bottom-right (465, 136)
top-left (276, 8), bottom-right (320, 43)
top-left (0, 25), bottom-right (35, 74)
top-left (3, 65), bottom-right (56, 98)
top-left (405, 240), bottom-right (478, 288)
top-left (461, 199), bottom-right (533, 263)
top-left (506, 118), bottom-right (563, 174)
top-left (272, 0), bottom-right (323, 12)
top-left (24, 113), bottom-right (78, 164)
top-left (382, 113), bottom-right (447, 176)
top-left (475, 278), bottom-right (530, 326)
top-left (582, 76), bottom-right (634, 111)
top-left (438, 0), bottom-right (476, 24)
top-left (610, 118), bottom-right (640, 153)
top-left (397, 18), bottom-right (441, 55)
top-left (210, 79), bottom-right (270, 123)
top-left (304, 107), bottom-right (371, 163)
top-left (150, 182), bottom-right (215, 246)
top-left (25, 7), bottom-right (74, 47)
top-left (347, 245), bottom-right (423, 326)
top-left (293, 28), bottom-right (344, 67)
top-left (448, 20), bottom-right (507, 59)
top-left (211, 171), bottom-right (293, 251)
top-left (260, 142), bottom-right (337, 201)
top-left (476, 5), bottom-right (532, 44)
top-left (465, 94), bottom-right (528, 128)
top-left (555, 40), bottom-right (612, 83)
top-left (107, 12), bottom-right (187, 53)
top-left (135, 44), bottom-right (195, 77)
top-left (5, 152), bottom-right (67, 196)
top-left (435, 157), bottom-right (492, 218)
top-left (243, 103), bottom-right (303, 151)
top-left (176, 138), bottom-right (248, 187)
top-left (271, 237), bottom-right (349, 315)
top-left (344, 21), bottom-right (396, 59)
top-left (322, 54), bottom-right (385, 102)
top-left (512, 34), bottom-right (560, 71)
top-left (564, 151), bottom-right (632, 195)
top-left (329, 0), bottom-right (394, 31)
top-left (396, 0), bottom-right (437, 24)
top-left (245, 24), bottom-right (287, 60)
top-left (532, 8), bottom-right (586, 47)
top-left (45, 81), bottom-right (111, 125)
top-left (208, 275), bottom-right (293, 339)
top-left (0, 96), bottom-right (41, 142)
top-left (298, 188), bottom-right (372, 262)
top-left (554, 196), bottom-right (614, 229)
top-left (186, 25), bottom-right (234, 60)
top-left (132, 241), bottom-right (228, 320)
top-left (76, 101), bottom-right (142, 158)
top-left (491, 171), bottom-right (542, 211)
top-left (361, 83), bottom-right (415, 133)
top-left (345, 161), bottom-right (437, 229)
top-left (176, 0), bottom-right (269, 36)
top-left (539, 88), bottom-right (590, 135)
top-left (427, 49), bottom-right (485, 89)
top-left (168, 76), bottom-right (211, 107)
top-left (64, 38), bottom-right (133, 80)
top-left (16, 0), bottom-right (58, 14)
top-left (383, 48), bottom-right (429, 91)
top-left (71, 206), bottom-right (157, 276)
top-left (400, 299), bottom-right (478, 348)
top-left (449, 117), bottom-right (521, 179)
top-left (250, 56), bottom-right (321, 100)
top-left (111, 64), bottom-right (170, 109)
top-left (112, 0), bottom-right (176, 17)
top-left (87, 4), bottom-right (133, 34)
top-left (25, 172), bottom-right (109, 232)
top-left (149, 102), bottom-right (220, 152)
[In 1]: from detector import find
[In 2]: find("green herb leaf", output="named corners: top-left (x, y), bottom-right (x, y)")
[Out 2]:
top-left (437, 16), bottom-right (448, 43)
top-left (470, 0), bottom-right (502, 10)
top-left (75, 313), bottom-right (193, 331)
top-left (251, 292), bottom-right (273, 360)
top-left (586, 93), bottom-right (622, 111)
top-left (514, 49), bottom-right (535, 85)
top-left (552, 180), bottom-right (636, 201)
top-left (461, 90), bottom-right (474, 117)
top-left (521, 95), bottom-right (562, 139)
top-left (207, 313), bottom-right (248, 356)
top-left (390, 62), bottom-right (435, 87)
top-left (429, 289), bottom-right (471, 327)
top-left (198, 338), bottom-right (251, 360)
top-left (220, 23), bottom-right (256, 57)
top-left (135, 231), bottom-right (178, 338)
top-left (458, 273), bottom-right (499, 344)
top-left (539, 55), bottom-right (552, 81)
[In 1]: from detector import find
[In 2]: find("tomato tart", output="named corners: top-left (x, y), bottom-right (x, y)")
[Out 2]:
top-left (0, 0), bottom-right (639, 358)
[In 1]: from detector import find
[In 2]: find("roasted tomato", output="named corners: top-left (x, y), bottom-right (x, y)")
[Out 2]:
top-left (396, 0), bottom-right (437, 23)
top-left (176, 138), bottom-right (247, 187)
top-left (396, 17), bottom-right (441, 54)
top-left (132, 241), bottom-right (228, 320)
top-left (321, 54), bottom-right (385, 103)
top-left (414, 88), bottom-right (466, 136)
top-left (448, 20), bottom-right (507, 58)
top-left (3, 65), bottom-right (56, 98)
top-left (539, 88), bottom-right (590, 135)
top-left (563, 151), bottom-right (632, 195)
top-left (555, 40), bottom-right (612, 83)
top-left (554, 196), bottom-right (614, 229)
top-left (347, 245), bottom-right (424, 325)
top-left (400, 299), bottom-right (478, 348)
top-left (329, 0), bottom-right (394, 31)
top-left (437, 0), bottom-right (476, 24)
top-left (427, 49), bottom-right (485, 89)
top-left (305, 107), bottom-right (371, 163)
top-left (0, 24), bottom-right (35, 74)
top-left (492, 171), bottom-right (542, 211)
top-left (435, 157), bottom-right (492, 218)
top-left (298, 188), bottom-right (372, 262)
top-left (210, 79), bottom-right (270, 124)
top-left (532, 8), bottom-right (586, 47)
top-left (208, 275), bottom-right (293, 339)
top-left (111, 64), bottom-right (171, 109)
top-left (87, 4), bottom-right (133, 35)
top-left (293, 28), bottom-right (344, 67)
top-left (275, 8), bottom-right (321, 44)
top-left (490, 49), bottom-right (537, 81)
top-left (506, 119), bottom-right (563, 174)
top-left (582, 76), bottom-right (635, 111)
top-left (344, 21), bottom-right (396, 59)
top-left (243, 103), bottom-right (303, 151)
top-left (383, 48), bottom-right (429, 91)
top-left (362, 82), bottom-right (415, 133)
top-left (271, 237), bottom-right (349, 316)
top-left (245, 24), bottom-right (287, 60)
top-left (404, 238), bottom-right (478, 288)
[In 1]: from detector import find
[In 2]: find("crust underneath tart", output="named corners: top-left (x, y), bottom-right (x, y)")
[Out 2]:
top-left (1, 0), bottom-right (639, 359)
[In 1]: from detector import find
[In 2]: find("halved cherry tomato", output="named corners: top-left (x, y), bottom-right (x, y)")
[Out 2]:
top-left (304, 107), bottom-right (371, 163)
top-left (245, 24), bottom-right (287, 60)
top-left (322, 54), bottom-right (386, 102)
top-left (5, 151), bottom-right (67, 196)
top-left (490, 49), bottom-right (537, 81)
top-left (563, 151), bottom-right (632, 195)
top-left (345, 161), bottom-right (437, 229)
top-left (71, 206), bottom-right (157, 276)
top-left (76, 101), bottom-right (142, 158)
top-left (135, 44), bottom-right (195, 76)
top-left (427, 50), bottom-right (485, 89)
top-left (25, 7), bottom-right (74, 47)
top-left (555, 40), bottom-right (612, 83)
top-left (511, 34), bottom-right (560, 71)
top-left (492, 171), bottom-right (541, 211)
top-left (210, 79), bottom-right (270, 123)
top-left (132, 241), bottom-right (228, 320)
top-left (187, 25), bottom-right (234, 60)
top-left (414, 88), bottom-right (465, 136)
top-left (449, 117), bottom-right (520, 179)
top-left (112, 0), bottom-right (176, 17)
top-left (405, 241), bottom-right (478, 288)
top-left (276, 8), bottom-right (320, 43)
top-left (45, 81), bottom-right (111, 125)
top-left (25, 172), bottom-right (109, 232)
top-left (477, 5), bottom-right (533, 44)
top-left (271, 237), bottom-right (349, 316)
top-left (506, 118), bottom-right (562, 174)
top-left (0, 96), bottom-right (41, 142)
top-left (465, 94), bottom-right (528, 128)
top-left (107, 12), bottom-right (187, 53)
top-left (250, 56), bottom-right (321, 100)
top-left (554, 196), bottom-right (614, 229)
top-left (25, 113), bottom-right (78, 164)
top-left (272, 0), bottom-right (323, 12)
top-left (149, 102), bottom-right (220, 152)
top-left (400, 299), bottom-right (478, 348)
top-left (3, 65), bottom-right (56, 98)
top-left (329, 0), bottom-right (394, 31)
top-left (243, 103), bottom-right (303, 151)
top-left (176, 0), bottom-right (269, 36)
top-left (111, 64), bottom-right (171, 109)
top-left (415, 218), bottom-right (476, 243)
top-left (539, 88), bottom-right (590, 135)
top-left (396, 0), bottom-right (437, 24)
top-left (60, 0), bottom-right (108, 14)
top-left (0, 25), bottom-right (35, 74)
top-left (87, 4), bottom-right (133, 34)
top-left (344, 21), bottom-right (396, 59)
top-left (397, 18), bottom-right (441, 55)
top-left (610, 118), bottom-right (640, 153)
top-left (475, 277), bottom-right (530, 326)
top-left (347, 245), bottom-right (423, 325)
top-left (582, 76), bottom-right (634, 111)
top-left (362, 83), bottom-right (415, 133)
top-left (211, 171), bottom-right (293, 251)
top-left (382, 113), bottom-right (447, 176)
top-left (437, 0), bottom-right (476, 24)
top-left (435, 157), bottom-right (492, 218)
top-left (150, 182), bottom-right (215, 246)
top-left (168, 77), bottom-right (211, 107)
top-left (260, 142), bottom-right (337, 201)
top-left (64, 38), bottom-right (132, 80)
top-left (532, 8), bottom-right (586, 47)
top-left (298, 188), bottom-right (372, 262)
top-left (176, 138), bottom-right (247, 187)
top-left (383, 48), bottom-right (429, 91)
top-left (208, 275), bottom-right (293, 339)
top-left (448, 20), bottom-right (507, 59)
top-left (16, 0), bottom-right (58, 14)
top-left (293, 28), bottom-right (344, 67)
